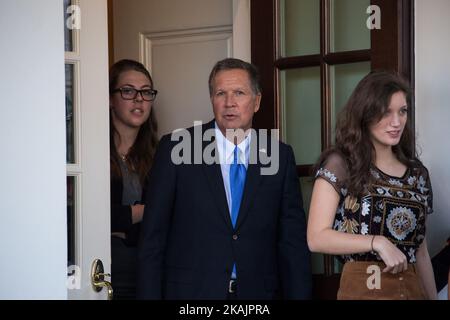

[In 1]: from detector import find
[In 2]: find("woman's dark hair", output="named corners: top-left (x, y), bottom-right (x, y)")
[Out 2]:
top-left (315, 70), bottom-right (419, 196)
top-left (109, 59), bottom-right (158, 184)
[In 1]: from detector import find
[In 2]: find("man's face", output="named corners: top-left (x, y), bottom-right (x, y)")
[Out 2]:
top-left (211, 69), bottom-right (261, 136)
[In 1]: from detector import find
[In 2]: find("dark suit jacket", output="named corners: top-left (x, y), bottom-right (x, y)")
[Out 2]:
top-left (137, 120), bottom-right (312, 299)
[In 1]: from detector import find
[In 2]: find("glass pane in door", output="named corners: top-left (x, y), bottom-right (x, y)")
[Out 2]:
top-left (281, 67), bottom-right (321, 165)
top-left (65, 63), bottom-right (75, 164)
top-left (300, 177), bottom-right (313, 217)
top-left (330, 62), bottom-right (370, 143)
top-left (300, 176), bottom-right (324, 274)
top-left (330, 0), bottom-right (370, 52)
top-left (67, 176), bottom-right (76, 267)
top-left (64, 0), bottom-right (74, 52)
top-left (280, 0), bottom-right (320, 57)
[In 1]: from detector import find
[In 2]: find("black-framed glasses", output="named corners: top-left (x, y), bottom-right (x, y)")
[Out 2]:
top-left (112, 87), bottom-right (158, 101)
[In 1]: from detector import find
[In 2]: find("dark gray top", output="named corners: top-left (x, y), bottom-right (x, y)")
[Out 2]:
top-left (119, 159), bottom-right (142, 206)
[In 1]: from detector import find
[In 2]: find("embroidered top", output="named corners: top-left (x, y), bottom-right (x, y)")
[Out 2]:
top-left (315, 153), bottom-right (433, 264)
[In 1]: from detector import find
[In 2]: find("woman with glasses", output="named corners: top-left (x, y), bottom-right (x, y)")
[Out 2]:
top-left (307, 71), bottom-right (437, 299)
top-left (109, 59), bottom-right (158, 299)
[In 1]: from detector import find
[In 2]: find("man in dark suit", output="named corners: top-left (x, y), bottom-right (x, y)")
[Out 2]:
top-left (137, 58), bottom-right (312, 299)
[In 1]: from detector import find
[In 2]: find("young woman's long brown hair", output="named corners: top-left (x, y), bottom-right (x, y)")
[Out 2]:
top-left (109, 59), bottom-right (158, 184)
top-left (315, 71), bottom-right (420, 196)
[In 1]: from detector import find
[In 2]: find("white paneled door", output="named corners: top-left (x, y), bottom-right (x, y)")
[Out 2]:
top-left (0, 0), bottom-right (110, 299)
top-left (65, 0), bottom-right (111, 299)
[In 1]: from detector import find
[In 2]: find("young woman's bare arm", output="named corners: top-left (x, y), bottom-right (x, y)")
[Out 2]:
top-left (307, 178), bottom-right (408, 273)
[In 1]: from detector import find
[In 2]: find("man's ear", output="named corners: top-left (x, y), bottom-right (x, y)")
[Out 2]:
top-left (254, 93), bottom-right (262, 113)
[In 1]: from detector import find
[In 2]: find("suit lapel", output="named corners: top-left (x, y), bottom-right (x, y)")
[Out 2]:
top-left (202, 162), bottom-right (233, 229)
top-left (235, 132), bottom-right (265, 230)
top-left (201, 120), bottom-right (233, 229)
top-left (235, 160), bottom-right (262, 230)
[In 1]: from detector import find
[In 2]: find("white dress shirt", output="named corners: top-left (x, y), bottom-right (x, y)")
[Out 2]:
top-left (214, 122), bottom-right (250, 220)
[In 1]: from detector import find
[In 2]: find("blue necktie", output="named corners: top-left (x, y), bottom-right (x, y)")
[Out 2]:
top-left (230, 146), bottom-right (246, 227)
top-left (230, 146), bottom-right (246, 278)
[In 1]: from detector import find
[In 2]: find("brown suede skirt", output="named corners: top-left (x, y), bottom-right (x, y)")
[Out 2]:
top-left (337, 261), bottom-right (427, 300)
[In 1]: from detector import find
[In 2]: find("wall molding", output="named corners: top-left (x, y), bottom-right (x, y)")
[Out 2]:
top-left (139, 25), bottom-right (233, 71)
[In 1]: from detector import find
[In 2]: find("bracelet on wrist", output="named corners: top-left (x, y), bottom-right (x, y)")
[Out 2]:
top-left (371, 235), bottom-right (376, 252)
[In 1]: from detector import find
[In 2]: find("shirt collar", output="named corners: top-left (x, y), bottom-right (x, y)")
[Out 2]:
top-left (214, 122), bottom-right (251, 165)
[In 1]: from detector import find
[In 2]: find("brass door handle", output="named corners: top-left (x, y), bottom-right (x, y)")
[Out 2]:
top-left (91, 259), bottom-right (113, 300)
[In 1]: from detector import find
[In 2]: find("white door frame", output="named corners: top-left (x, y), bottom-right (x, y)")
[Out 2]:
top-left (0, 0), bottom-right (111, 299)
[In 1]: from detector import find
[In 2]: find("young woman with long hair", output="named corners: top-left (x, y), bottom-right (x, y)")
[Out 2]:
top-left (307, 71), bottom-right (437, 299)
top-left (109, 59), bottom-right (158, 299)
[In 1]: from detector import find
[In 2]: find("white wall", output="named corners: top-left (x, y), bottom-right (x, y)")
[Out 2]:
top-left (112, 0), bottom-right (252, 136)
top-left (113, 0), bottom-right (233, 62)
top-left (415, 0), bottom-right (450, 256)
top-left (0, 1), bottom-right (67, 299)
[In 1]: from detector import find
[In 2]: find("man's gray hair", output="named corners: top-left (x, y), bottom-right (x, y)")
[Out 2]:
top-left (208, 58), bottom-right (261, 96)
